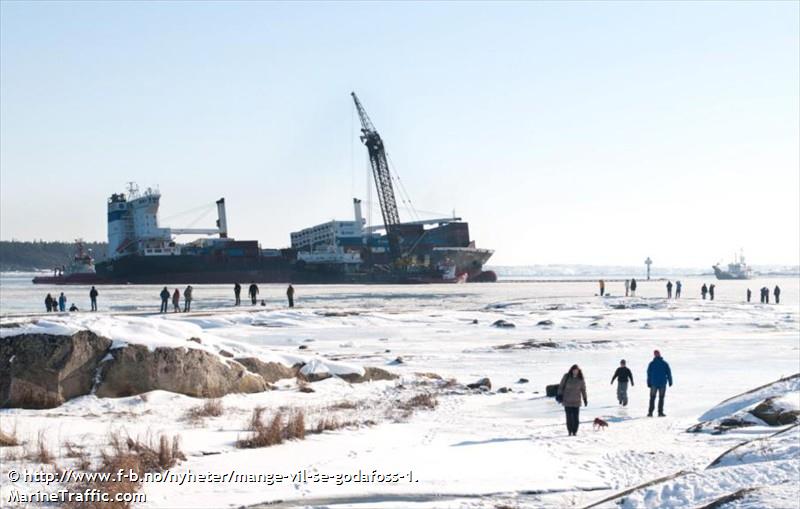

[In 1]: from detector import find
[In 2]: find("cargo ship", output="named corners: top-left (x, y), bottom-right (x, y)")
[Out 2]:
top-left (84, 94), bottom-right (495, 285)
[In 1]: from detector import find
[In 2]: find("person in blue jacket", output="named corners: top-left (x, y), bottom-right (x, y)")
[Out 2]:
top-left (647, 349), bottom-right (672, 417)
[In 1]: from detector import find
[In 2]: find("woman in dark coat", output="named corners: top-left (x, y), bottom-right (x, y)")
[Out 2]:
top-left (557, 364), bottom-right (588, 436)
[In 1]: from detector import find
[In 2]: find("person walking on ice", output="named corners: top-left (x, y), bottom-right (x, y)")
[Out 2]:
top-left (774, 285), bottom-right (781, 304)
top-left (701, 284), bottom-right (708, 300)
top-left (666, 281), bottom-right (673, 299)
top-left (611, 359), bottom-right (634, 406)
top-left (630, 278), bottom-right (637, 297)
top-left (747, 288), bottom-right (752, 303)
top-left (287, 284), bottom-right (295, 308)
top-left (234, 283), bottom-right (241, 306)
top-left (675, 280), bottom-right (682, 299)
top-left (557, 364), bottom-right (588, 436)
top-left (599, 279), bottom-right (605, 297)
top-left (647, 350), bottom-right (672, 417)
top-left (248, 282), bottom-right (259, 305)
top-left (709, 284), bottom-right (715, 301)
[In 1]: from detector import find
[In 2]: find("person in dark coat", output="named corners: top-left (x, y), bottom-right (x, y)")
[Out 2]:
top-left (746, 288), bottom-right (752, 303)
top-left (599, 279), bottom-right (605, 297)
top-left (248, 282), bottom-right (259, 305)
top-left (183, 285), bottom-right (193, 312)
top-left (58, 292), bottom-right (67, 312)
top-left (234, 283), bottom-right (241, 306)
top-left (647, 350), bottom-right (673, 417)
top-left (611, 359), bottom-right (634, 406)
top-left (287, 284), bottom-right (295, 308)
top-left (45, 293), bottom-right (54, 312)
top-left (89, 286), bottom-right (99, 311)
top-left (557, 364), bottom-right (588, 436)
top-left (630, 278), bottom-right (637, 297)
top-left (159, 287), bottom-right (170, 313)
top-left (701, 284), bottom-right (708, 300)
top-left (69, 303), bottom-right (79, 312)
top-left (172, 288), bottom-right (181, 312)
top-left (709, 284), bottom-right (715, 301)
top-left (666, 281), bottom-right (673, 299)
top-left (774, 286), bottom-right (781, 304)
top-left (764, 287), bottom-right (770, 304)
top-left (675, 280), bottom-right (682, 299)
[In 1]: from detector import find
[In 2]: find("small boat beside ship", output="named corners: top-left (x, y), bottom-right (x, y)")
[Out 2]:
top-left (32, 240), bottom-right (104, 284)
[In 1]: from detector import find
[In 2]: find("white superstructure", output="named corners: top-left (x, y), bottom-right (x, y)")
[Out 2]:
top-left (106, 183), bottom-right (226, 259)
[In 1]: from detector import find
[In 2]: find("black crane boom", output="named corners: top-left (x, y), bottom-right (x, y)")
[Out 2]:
top-left (351, 92), bottom-right (401, 230)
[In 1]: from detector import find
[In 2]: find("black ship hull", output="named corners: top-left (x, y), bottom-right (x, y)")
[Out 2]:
top-left (92, 251), bottom-right (495, 285)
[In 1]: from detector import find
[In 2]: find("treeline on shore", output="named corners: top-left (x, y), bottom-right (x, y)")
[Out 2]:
top-left (0, 240), bottom-right (107, 271)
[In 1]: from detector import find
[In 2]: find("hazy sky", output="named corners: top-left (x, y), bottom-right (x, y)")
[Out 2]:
top-left (1, 1), bottom-right (798, 266)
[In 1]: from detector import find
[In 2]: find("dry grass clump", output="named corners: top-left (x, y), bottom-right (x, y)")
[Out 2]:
top-left (236, 408), bottom-right (306, 449)
top-left (185, 399), bottom-right (224, 421)
top-left (328, 400), bottom-right (358, 410)
top-left (27, 430), bottom-right (54, 464)
top-left (65, 432), bottom-right (185, 509)
top-left (399, 392), bottom-right (438, 411)
top-left (62, 440), bottom-right (91, 471)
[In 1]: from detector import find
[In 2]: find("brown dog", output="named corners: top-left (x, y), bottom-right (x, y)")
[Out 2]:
top-left (593, 417), bottom-right (609, 431)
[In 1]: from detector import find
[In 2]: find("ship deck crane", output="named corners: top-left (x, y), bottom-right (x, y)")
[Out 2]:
top-left (351, 92), bottom-right (402, 259)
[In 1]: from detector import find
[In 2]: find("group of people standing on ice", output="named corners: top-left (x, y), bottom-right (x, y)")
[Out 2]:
top-left (747, 286), bottom-right (781, 304)
top-left (233, 282), bottom-right (295, 308)
top-left (43, 287), bottom-right (97, 312)
top-left (159, 285), bottom-right (193, 313)
top-left (557, 350), bottom-right (673, 436)
top-left (598, 278), bottom-right (639, 297)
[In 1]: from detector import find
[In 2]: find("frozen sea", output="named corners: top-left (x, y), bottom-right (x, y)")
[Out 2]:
top-left (1, 272), bottom-right (799, 508)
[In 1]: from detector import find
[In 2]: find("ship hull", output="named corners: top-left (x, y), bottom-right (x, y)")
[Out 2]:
top-left (32, 273), bottom-right (108, 285)
top-left (91, 250), bottom-right (494, 285)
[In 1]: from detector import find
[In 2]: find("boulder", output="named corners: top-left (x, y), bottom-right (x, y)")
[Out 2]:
top-left (235, 357), bottom-right (298, 383)
top-left (517, 378), bottom-right (529, 384)
top-left (339, 366), bottom-right (399, 384)
top-left (545, 384), bottom-right (560, 398)
top-left (467, 377), bottom-right (492, 390)
top-left (536, 320), bottom-right (554, 327)
top-left (95, 345), bottom-right (268, 398)
top-left (749, 398), bottom-right (800, 426)
top-left (492, 320), bottom-right (515, 329)
top-left (1, 331), bottom-right (112, 409)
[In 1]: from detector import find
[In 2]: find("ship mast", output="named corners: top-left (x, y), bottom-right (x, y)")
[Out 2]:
top-left (351, 92), bottom-right (401, 259)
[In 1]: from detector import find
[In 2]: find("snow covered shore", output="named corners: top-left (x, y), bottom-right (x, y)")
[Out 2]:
top-left (1, 287), bottom-right (798, 508)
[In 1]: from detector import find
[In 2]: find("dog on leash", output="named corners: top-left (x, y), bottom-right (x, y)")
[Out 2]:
top-left (593, 417), bottom-right (609, 431)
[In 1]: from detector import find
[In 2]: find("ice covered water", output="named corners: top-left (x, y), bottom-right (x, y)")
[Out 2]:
top-left (1, 273), bottom-right (798, 508)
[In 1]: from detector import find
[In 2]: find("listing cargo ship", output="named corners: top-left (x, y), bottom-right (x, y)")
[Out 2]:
top-left (85, 94), bottom-right (495, 285)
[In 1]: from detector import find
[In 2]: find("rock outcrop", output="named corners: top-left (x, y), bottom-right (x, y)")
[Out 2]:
top-left (95, 345), bottom-right (268, 398)
top-left (749, 398), bottom-right (799, 426)
top-left (0, 331), bottom-right (112, 409)
top-left (235, 357), bottom-right (299, 383)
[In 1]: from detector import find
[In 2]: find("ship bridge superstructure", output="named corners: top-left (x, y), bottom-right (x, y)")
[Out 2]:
top-left (107, 184), bottom-right (228, 259)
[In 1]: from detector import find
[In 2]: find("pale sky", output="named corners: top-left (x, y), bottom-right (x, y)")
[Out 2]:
top-left (1, 1), bottom-right (798, 266)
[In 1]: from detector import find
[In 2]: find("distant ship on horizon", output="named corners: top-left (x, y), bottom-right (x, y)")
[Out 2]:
top-left (713, 251), bottom-right (753, 280)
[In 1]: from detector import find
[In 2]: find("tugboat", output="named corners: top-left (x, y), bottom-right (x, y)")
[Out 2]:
top-left (713, 251), bottom-right (753, 280)
top-left (32, 240), bottom-right (103, 284)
